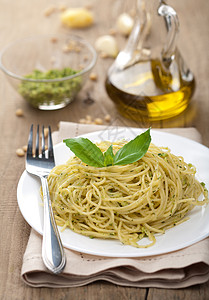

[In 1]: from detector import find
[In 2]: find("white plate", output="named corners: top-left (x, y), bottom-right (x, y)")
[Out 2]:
top-left (17, 128), bottom-right (209, 257)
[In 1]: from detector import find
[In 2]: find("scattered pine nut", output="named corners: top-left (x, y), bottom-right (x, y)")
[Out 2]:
top-left (109, 28), bottom-right (117, 35)
top-left (94, 118), bottom-right (103, 125)
top-left (83, 55), bottom-right (89, 62)
top-left (22, 145), bottom-right (28, 152)
top-left (79, 118), bottom-right (87, 124)
top-left (50, 37), bottom-right (58, 43)
top-left (62, 41), bottom-right (80, 53)
top-left (15, 108), bottom-right (24, 117)
top-left (16, 148), bottom-right (25, 157)
top-left (79, 115), bottom-right (111, 125)
top-left (62, 45), bottom-right (71, 53)
top-left (89, 72), bottom-right (98, 81)
top-left (84, 3), bottom-right (93, 10)
top-left (104, 114), bottom-right (111, 122)
top-left (43, 5), bottom-right (56, 17)
top-left (75, 46), bottom-right (81, 53)
top-left (85, 119), bottom-right (93, 124)
top-left (86, 115), bottom-right (92, 121)
top-left (58, 4), bottom-right (67, 12)
top-left (100, 52), bottom-right (108, 59)
top-left (129, 9), bottom-right (136, 18)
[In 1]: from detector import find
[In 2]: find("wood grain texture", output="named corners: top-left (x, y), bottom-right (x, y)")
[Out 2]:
top-left (0, 0), bottom-right (208, 299)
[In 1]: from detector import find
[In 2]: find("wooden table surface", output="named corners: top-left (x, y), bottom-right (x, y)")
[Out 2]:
top-left (0, 0), bottom-right (208, 299)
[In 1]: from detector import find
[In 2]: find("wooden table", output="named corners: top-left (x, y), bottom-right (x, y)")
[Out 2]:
top-left (0, 0), bottom-right (208, 299)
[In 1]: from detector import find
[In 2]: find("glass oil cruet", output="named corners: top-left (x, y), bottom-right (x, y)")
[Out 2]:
top-left (105, 0), bottom-right (195, 121)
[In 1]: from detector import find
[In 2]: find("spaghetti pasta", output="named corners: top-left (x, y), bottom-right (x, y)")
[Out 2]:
top-left (47, 140), bottom-right (208, 248)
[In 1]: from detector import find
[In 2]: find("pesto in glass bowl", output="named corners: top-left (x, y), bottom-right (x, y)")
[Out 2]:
top-left (0, 34), bottom-right (97, 110)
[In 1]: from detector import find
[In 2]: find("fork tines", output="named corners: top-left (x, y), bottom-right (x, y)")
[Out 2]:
top-left (27, 124), bottom-right (54, 159)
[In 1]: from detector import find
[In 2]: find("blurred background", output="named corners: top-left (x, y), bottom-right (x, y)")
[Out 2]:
top-left (0, 0), bottom-right (208, 145)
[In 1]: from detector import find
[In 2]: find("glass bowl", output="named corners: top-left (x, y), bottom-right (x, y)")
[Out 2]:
top-left (0, 34), bottom-right (97, 110)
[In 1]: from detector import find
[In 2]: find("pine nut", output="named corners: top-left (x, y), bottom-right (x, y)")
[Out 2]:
top-left (79, 118), bottom-right (87, 124)
top-left (15, 108), bottom-right (24, 117)
top-left (94, 118), bottom-right (103, 125)
top-left (16, 148), bottom-right (25, 157)
top-left (109, 28), bottom-right (117, 35)
top-left (89, 73), bottom-right (98, 81)
top-left (86, 115), bottom-right (92, 121)
top-left (50, 37), bottom-right (58, 43)
top-left (43, 5), bottom-right (56, 17)
top-left (104, 114), bottom-right (111, 122)
top-left (22, 145), bottom-right (28, 152)
top-left (59, 4), bottom-right (67, 12)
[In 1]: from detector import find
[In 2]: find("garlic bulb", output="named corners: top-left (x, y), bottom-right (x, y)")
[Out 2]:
top-left (95, 35), bottom-right (118, 58)
top-left (116, 13), bottom-right (134, 36)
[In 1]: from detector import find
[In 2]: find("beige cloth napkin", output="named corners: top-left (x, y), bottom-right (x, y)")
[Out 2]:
top-left (21, 122), bottom-right (209, 288)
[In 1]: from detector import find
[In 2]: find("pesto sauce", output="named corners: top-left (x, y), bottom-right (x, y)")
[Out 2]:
top-left (19, 68), bottom-right (81, 108)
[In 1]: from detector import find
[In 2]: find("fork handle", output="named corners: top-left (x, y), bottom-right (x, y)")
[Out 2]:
top-left (41, 176), bottom-right (66, 274)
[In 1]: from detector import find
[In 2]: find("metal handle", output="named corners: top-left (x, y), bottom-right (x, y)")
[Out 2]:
top-left (41, 176), bottom-right (66, 274)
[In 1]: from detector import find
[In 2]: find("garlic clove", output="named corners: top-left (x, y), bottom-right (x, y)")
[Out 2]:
top-left (95, 35), bottom-right (118, 58)
top-left (116, 13), bottom-right (134, 36)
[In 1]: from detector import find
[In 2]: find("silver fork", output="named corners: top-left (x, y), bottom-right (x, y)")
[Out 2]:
top-left (26, 124), bottom-right (66, 274)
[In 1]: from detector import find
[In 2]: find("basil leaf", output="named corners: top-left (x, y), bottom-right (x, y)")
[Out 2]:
top-left (64, 129), bottom-right (151, 168)
top-left (63, 137), bottom-right (104, 167)
top-left (113, 128), bottom-right (151, 165)
top-left (103, 145), bottom-right (114, 166)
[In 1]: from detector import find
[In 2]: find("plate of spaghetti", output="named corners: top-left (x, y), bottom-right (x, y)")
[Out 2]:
top-left (17, 128), bottom-right (209, 257)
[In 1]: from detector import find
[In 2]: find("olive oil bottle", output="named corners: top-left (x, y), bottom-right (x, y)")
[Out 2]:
top-left (105, 58), bottom-right (195, 122)
top-left (105, 0), bottom-right (195, 121)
